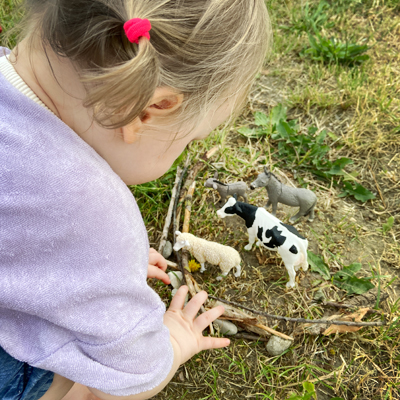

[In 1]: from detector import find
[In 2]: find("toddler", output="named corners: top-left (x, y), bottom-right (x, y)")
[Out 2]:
top-left (0, 0), bottom-right (271, 399)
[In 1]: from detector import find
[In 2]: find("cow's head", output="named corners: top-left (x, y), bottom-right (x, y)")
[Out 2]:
top-left (216, 196), bottom-right (243, 218)
top-left (173, 231), bottom-right (190, 251)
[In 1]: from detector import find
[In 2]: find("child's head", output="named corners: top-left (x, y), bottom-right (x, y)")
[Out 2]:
top-left (22, 0), bottom-right (271, 129)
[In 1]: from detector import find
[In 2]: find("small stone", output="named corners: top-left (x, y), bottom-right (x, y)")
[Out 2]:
top-left (213, 319), bottom-right (238, 336)
top-left (168, 271), bottom-right (183, 289)
top-left (266, 335), bottom-right (292, 356)
top-left (162, 241), bottom-right (173, 259)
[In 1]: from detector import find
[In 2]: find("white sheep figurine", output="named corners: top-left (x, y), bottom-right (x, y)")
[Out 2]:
top-left (173, 231), bottom-right (241, 280)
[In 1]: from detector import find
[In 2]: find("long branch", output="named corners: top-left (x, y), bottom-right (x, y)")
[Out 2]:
top-left (208, 295), bottom-right (386, 327)
top-left (158, 167), bottom-right (183, 254)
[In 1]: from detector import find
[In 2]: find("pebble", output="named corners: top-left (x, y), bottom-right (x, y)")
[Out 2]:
top-left (162, 241), bottom-right (173, 259)
top-left (168, 271), bottom-right (183, 289)
top-left (266, 335), bottom-right (292, 356)
top-left (213, 319), bottom-right (238, 336)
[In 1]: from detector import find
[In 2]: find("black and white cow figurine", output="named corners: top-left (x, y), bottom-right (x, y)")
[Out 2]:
top-left (216, 197), bottom-right (309, 288)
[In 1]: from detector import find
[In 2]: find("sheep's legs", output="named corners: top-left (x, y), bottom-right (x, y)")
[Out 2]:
top-left (200, 262), bottom-right (206, 273)
top-left (234, 264), bottom-right (241, 278)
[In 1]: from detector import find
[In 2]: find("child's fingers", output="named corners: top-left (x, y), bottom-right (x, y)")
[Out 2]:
top-left (168, 285), bottom-right (189, 311)
top-left (182, 291), bottom-right (208, 320)
top-left (193, 305), bottom-right (225, 332)
top-left (200, 336), bottom-right (230, 351)
top-left (147, 266), bottom-right (171, 284)
top-left (148, 249), bottom-right (168, 271)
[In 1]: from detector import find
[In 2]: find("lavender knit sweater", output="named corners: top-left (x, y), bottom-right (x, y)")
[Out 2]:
top-left (0, 50), bottom-right (173, 396)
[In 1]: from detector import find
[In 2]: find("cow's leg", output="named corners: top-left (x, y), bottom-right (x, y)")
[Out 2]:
top-left (244, 229), bottom-right (256, 251)
top-left (285, 264), bottom-right (296, 288)
top-left (234, 264), bottom-right (241, 278)
top-left (266, 199), bottom-right (272, 208)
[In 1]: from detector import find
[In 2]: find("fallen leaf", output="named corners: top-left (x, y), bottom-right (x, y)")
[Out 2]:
top-left (322, 307), bottom-right (370, 335)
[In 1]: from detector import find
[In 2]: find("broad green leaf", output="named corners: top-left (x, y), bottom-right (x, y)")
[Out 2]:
top-left (308, 251), bottom-right (330, 280)
top-left (382, 216), bottom-right (394, 233)
top-left (336, 262), bottom-right (362, 278)
top-left (333, 275), bottom-right (374, 295)
top-left (254, 111), bottom-right (269, 126)
top-left (328, 158), bottom-right (353, 175)
top-left (333, 263), bottom-right (374, 295)
top-left (270, 104), bottom-right (287, 125)
top-left (339, 182), bottom-right (376, 202)
top-left (302, 381), bottom-right (315, 394)
top-left (238, 127), bottom-right (256, 138)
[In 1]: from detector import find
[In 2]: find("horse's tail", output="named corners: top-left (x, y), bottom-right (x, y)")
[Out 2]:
top-left (304, 195), bottom-right (317, 216)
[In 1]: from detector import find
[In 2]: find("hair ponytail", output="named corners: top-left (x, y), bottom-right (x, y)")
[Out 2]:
top-left (83, 38), bottom-right (160, 128)
top-left (21, 0), bottom-right (271, 129)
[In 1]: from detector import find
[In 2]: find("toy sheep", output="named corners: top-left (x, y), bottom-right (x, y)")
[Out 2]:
top-left (250, 167), bottom-right (317, 222)
top-left (216, 197), bottom-right (308, 288)
top-left (173, 231), bottom-right (241, 280)
top-left (204, 172), bottom-right (248, 204)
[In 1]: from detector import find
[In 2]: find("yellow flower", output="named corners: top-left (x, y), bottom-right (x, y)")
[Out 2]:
top-left (188, 259), bottom-right (201, 272)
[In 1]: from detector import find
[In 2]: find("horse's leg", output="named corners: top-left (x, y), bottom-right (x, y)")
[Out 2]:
top-left (271, 201), bottom-right (278, 216)
top-left (289, 210), bottom-right (303, 223)
top-left (308, 207), bottom-right (315, 222)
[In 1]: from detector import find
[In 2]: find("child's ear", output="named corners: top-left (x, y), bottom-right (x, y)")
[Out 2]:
top-left (147, 87), bottom-right (184, 116)
top-left (121, 87), bottom-right (183, 144)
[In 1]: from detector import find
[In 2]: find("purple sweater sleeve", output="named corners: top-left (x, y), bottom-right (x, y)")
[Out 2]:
top-left (0, 54), bottom-right (173, 396)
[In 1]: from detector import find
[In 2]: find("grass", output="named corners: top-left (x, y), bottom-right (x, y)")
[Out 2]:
top-left (1, 0), bottom-right (400, 399)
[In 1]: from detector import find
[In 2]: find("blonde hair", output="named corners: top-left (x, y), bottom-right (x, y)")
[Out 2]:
top-left (22, 0), bottom-right (272, 128)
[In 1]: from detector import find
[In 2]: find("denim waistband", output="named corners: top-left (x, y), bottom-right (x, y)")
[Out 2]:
top-left (0, 346), bottom-right (54, 400)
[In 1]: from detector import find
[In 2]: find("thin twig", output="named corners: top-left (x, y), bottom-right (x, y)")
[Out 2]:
top-left (209, 295), bottom-right (386, 327)
top-left (158, 167), bottom-right (183, 255)
top-left (182, 181), bottom-right (196, 234)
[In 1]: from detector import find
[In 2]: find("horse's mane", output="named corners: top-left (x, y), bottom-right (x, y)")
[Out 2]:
top-left (213, 180), bottom-right (228, 186)
top-left (267, 171), bottom-right (281, 183)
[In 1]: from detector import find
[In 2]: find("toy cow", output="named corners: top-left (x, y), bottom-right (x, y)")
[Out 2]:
top-left (204, 172), bottom-right (248, 204)
top-left (250, 167), bottom-right (317, 222)
top-left (216, 196), bottom-right (308, 288)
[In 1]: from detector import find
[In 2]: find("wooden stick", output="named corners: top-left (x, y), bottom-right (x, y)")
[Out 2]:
top-left (209, 295), bottom-right (386, 327)
top-left (255, 323), bottom-right (294, 341)
top-left (166, 260), bottom-right (179, 270)
top-left (158, 167), bottom-right (183, 254)
top-left (182, 181), bottom-right (196, 234)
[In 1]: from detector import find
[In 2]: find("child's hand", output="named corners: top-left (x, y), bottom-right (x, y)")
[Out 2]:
top-left (164, 286), bottom-right (230, 365)
top-left (147, 248), bottom-right (170, 284)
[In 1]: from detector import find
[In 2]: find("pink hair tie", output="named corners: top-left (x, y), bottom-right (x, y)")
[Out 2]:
top-left (124, 18), bottom-right (151, 44)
